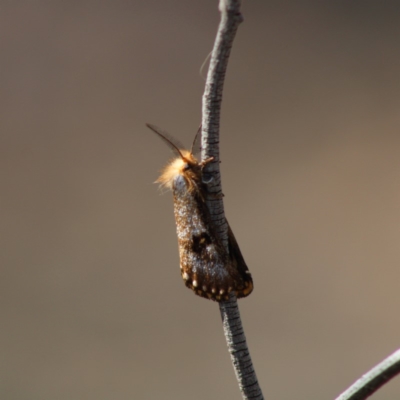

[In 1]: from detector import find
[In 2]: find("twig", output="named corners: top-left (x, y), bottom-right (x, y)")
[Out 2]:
top-left (335, 349), bottom-right (400, 400)
top-left (201, 1), bottom-right (264, 399)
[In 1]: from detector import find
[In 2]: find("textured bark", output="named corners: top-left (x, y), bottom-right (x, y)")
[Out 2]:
top-left (200, 2), bottom-right (400, 400)
top-left (199, 1), bottom-right (400, 400)
top-left (201, 1), bottom-right (264, 399)
top-left (335, 349), bottom-right (400, 400)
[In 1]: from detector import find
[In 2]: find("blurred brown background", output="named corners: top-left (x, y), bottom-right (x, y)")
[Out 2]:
top-left (1, 1), bottom-right (400, 399)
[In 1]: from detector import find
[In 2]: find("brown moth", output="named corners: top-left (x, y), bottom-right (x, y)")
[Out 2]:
top-left (147, 123), bottom-right (253, 301)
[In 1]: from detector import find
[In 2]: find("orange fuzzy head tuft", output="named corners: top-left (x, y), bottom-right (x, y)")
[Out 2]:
top-left (146, 123), bottom-right (211, 193)
top-left (156, 150), bottom-right (202, 191)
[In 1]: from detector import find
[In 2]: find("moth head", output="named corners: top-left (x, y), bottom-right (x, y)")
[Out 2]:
top-left (157, 150), bottom-right (203, 190)
top-left (146, 123), bottom-right (209, 191)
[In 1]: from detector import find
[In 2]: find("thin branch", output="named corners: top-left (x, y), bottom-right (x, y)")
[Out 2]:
top-left (335, 349), bottom-right (400, 400)
top-left (201, 1), bottom-right (264, 400)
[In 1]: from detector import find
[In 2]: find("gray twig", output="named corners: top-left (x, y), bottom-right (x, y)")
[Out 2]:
top-left (201, 1), bottom-right (264, 399)
top-left (335, 349), bottom-right (400, 400)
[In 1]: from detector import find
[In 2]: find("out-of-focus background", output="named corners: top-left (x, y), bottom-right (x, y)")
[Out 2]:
top-left (1, 1), bottom-right (400, 399)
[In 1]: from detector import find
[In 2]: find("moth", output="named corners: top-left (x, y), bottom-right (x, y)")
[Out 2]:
top-left (147, 123), bottom-right (253, 301)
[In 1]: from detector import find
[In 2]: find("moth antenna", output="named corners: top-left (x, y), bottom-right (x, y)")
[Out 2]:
top-left (191, 124), bottom-right (202, 155)
top-left (146, 123), bottom-right (185, 159)
top-left (199, 51), bottom-right (212, 81)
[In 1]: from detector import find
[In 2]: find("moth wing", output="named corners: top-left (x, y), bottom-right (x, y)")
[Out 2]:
top-left (182, 235), bottom-right (236, 301)
top-left (227, 222), bottom-right (254, 298)
top-left (181, 218), bottom-right (253, 301)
